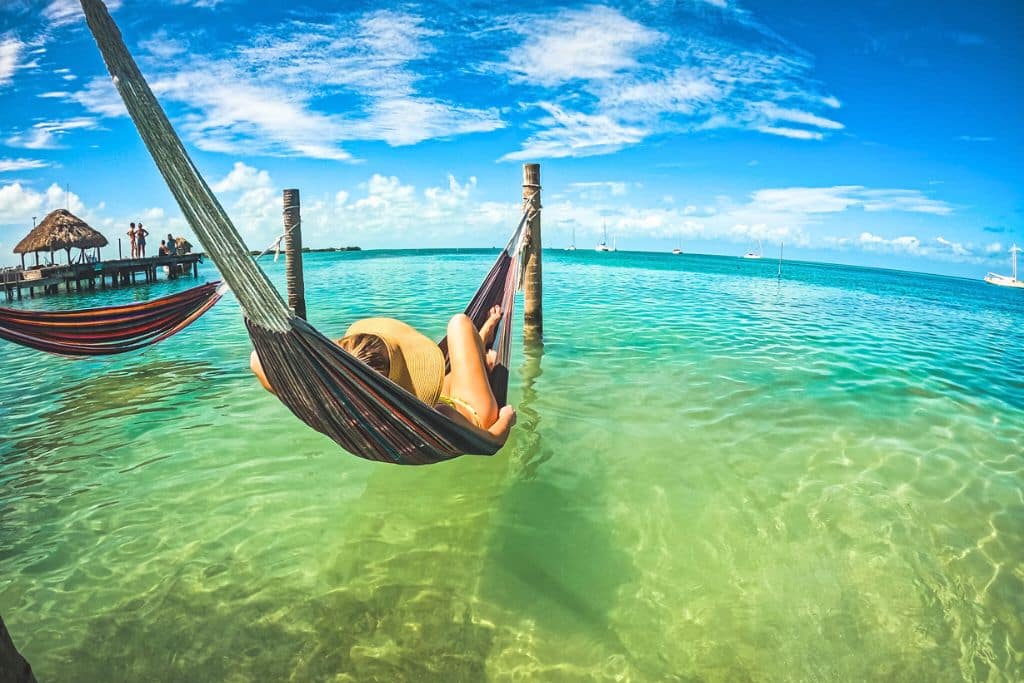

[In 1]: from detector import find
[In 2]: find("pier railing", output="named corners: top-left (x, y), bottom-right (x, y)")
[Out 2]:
top-left (2, 253), bottom-right (203, 302)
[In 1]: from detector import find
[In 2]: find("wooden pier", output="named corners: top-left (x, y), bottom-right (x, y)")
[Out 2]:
top-left (1, 253), bottom-right (203, 302)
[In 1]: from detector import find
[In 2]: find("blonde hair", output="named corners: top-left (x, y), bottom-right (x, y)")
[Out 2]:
top-left (338, 333), bottom-right (390, 376)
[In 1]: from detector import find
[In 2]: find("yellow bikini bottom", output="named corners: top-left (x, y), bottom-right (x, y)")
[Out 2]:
top-left (437, 395), bottom-right (482, 428)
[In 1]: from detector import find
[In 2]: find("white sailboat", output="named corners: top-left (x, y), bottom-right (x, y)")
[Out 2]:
top-left (596, 221), bottom-right (612, 252)
top-left (742, 240), bottom-right (763, 259)
top-left (566, 225), bottom-right (577, 251)
top-left (985, 243), bottom-right (1024, 289)
top-left (671, 235), bottom-right (682, 255)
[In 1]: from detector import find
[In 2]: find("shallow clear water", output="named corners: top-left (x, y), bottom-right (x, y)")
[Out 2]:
top-left (1, 250), bottom-right (1022, 682)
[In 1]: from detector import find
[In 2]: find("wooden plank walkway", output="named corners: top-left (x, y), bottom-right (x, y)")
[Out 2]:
top-left (2, 253), bottom-right (203, 302)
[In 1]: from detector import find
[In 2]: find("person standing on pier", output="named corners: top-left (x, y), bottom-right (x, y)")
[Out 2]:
top-left (137, 223), bottom-right (149, 257)
top-left (128, 222), bottom-right (138, 258)
top-left (165, 233), bottom-right (177, 256)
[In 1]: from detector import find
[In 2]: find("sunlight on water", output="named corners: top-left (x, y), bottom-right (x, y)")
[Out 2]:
top-left (1, 250), bottom-right (1022, 681)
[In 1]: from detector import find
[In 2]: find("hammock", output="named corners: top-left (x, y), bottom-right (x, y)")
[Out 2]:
top-left (0, 281), bottom-right (223, 357)
top-left (80, 0), bottom-right (533, 464)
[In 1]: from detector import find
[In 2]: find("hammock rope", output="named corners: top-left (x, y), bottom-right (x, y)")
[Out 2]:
top-left (0, 281), bottom-right (223, 356)
top-left (80, 0), bottom-right (534, 464)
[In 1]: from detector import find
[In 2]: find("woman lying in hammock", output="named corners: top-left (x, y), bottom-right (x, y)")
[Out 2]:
top-left (250, 306), bottom-right (517, 443)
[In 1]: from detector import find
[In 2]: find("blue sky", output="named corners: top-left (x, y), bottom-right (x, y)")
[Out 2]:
top-left (0, 0), bottom-right (1021, 277)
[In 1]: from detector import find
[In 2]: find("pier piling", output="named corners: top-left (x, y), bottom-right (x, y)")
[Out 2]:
top-left (283, 188), bottom-right (306, 320)
top-left (522, 163), bottom-right (543, 341)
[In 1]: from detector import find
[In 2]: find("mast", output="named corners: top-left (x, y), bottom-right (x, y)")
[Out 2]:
top-left (1013, 243), bottom-right (1019, 281)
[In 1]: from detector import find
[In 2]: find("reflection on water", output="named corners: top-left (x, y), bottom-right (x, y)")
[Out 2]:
top-left (0, 250), bottom-right (1022, 682)
top-left (509, 340), bottom-right (548, 479)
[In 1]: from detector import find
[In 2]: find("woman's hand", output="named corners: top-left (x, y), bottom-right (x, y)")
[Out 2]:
top-left (487, 405), bottom-right (517, 442)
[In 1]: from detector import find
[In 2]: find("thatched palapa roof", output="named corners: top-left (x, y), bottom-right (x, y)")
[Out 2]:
top-left (13, 209), bottom-right (109, 254)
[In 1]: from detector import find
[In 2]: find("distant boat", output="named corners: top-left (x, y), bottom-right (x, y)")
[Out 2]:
top-left (985, 243), bottom-right (1024, 289)
top-left (566, 225), bottom-right (576, 251)
top-left (742, 240), bottom-right (763, 259)
top-left (672, 235), bottom-right (682, 255)
top-left (596, 221), bottom-right (612, 252)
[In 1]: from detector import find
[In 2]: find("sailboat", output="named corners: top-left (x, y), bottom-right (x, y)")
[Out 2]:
top-left (742, 240), bottom-right (763, 259)
top-left (671, 235), bottom-right (682, 255)
top-left (565, 225), bottom-right (576, 251)
top-left (596, 221), bottom-right (612, 252)
top-left (984, 243), bottom-right (1024, 288)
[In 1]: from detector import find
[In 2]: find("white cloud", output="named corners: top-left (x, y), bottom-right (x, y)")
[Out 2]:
top-left (43, 0), bottom-right (122, 28)
top-left (936, 235), bottom-right (968, 256)
top-left (62, 9), bottom-right (503, 160)
top-left (138, 32), bottom-right (188, 60)
top-left (5, 117), bottom-right (99, 150)
top-left (203, 165), bottom-right (519, 249)
top-left (749, 186), bottom-right (952, 216)
top-left (756, 126), bottom-right (824, 140)
top-left (985, 242), bottom-right (1003, 254)
top-left (0, 35), bottom-right (22, 87)
top-left (856, 189), bottom-right (953, 215)
top-left (211, 162), bottom-right (272, 193)
top-left (565, 181), bottom-right (630, 199)
top-left (599, 68), bottom-right (720, 119)
top-left (0, 158), bottom-right (50, 172)
top-left (168, 0), bottom-right (224, 7)
top-left (857, 232), bottom-right (923, 255)
top-left (496, 4), bottom-right (845, 159)
top-left (152, 69), bottom-right (354, 161)
top-left (501, 102), bottom-right (647, 160)
top-left (68, 76), bottom-right (127, 117)
top-left (0, 182), bottom-right (85, 222)
top-left (0, 183), bottom-right (43, 217)
top-left (351, 97), bottom-right (505, 147)
top-left (756, 103), bottom-right (844, 130)
top-left (502, 6), bottom-right (665, 87)
top-left (209, 163), bottom-right (280, 239)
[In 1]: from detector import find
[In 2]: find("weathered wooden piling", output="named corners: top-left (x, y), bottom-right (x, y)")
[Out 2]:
top-left (283, 188), bottom-right (306, 320)
top-left (522, 163), bottom-right (542, 340)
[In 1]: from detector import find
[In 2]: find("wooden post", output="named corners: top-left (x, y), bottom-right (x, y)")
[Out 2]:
top-left (283, 188), bottom-right (306, 320)
top-left (522, 164), bottom-right (542, 340)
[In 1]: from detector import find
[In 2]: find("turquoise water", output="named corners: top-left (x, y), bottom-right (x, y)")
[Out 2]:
top-left (1, 249), bottom-right (1022, 681)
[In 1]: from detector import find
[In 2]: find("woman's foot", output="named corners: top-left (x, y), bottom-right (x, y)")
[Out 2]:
top-left (479, 304), bottom-right (502, 348)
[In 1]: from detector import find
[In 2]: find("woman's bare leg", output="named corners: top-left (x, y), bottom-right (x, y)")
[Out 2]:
top-left (444, 313), bottom-right (499, 428)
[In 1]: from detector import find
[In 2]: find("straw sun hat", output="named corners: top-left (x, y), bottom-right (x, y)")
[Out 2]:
top-left (343, 317), bottom-right (444, 405)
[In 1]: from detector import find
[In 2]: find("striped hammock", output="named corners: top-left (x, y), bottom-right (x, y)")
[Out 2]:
top-left (81, 0), bottom-right (531, 464)
top-left (0, 281), bottom-right (223, 357)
